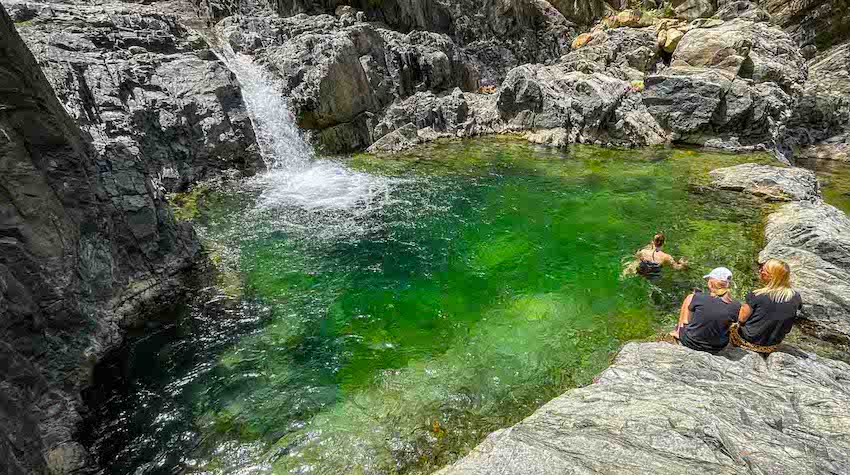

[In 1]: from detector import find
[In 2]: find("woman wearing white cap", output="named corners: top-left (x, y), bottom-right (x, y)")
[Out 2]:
top-left (670, 267), bottom-right (741, 353)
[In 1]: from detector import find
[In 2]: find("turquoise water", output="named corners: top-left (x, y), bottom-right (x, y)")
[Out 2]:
top-left (86, 139), bottom-right (770, 474)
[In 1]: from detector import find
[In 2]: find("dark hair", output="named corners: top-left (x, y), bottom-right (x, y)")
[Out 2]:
top-left (652, 232), bottom-right (665, 248)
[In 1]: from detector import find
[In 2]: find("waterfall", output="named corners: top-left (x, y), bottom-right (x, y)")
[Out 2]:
top-left (214, 44), bottom-right (392, 213)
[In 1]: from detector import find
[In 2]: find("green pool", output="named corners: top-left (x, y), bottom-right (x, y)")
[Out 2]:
top-left (85, 139), bottom-right (773, 474)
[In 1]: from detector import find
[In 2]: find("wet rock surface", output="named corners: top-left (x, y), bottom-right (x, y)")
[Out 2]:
top-left (0, 4), bottom-right (200, 474)
top-left (439, 342), bottom-right (850, 475)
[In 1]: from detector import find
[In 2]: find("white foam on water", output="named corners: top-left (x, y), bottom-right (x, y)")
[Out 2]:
top-left (215, 45), bottom-right (394, 221)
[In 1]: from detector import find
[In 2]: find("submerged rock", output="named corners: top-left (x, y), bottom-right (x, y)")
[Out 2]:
top-left (439, 342), bottom-right (850, 475)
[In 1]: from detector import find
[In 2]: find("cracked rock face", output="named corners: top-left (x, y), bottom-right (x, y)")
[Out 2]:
top-left (1, 4), bottom-right (200, 474)
top-left (438, 342), bottom-right (850, 475)
top-left (7, 0), bottom-right (263, 192)
top-left (643, 18), bottom-right (805, 154)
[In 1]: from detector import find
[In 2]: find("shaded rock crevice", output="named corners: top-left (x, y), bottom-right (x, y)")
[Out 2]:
top-left (1, 3), bottom-right (203, 474)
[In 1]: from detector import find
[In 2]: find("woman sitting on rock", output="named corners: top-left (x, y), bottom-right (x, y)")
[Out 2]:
top-left (624, 232), bottom-right (687, 280)
top-left (670, 267), bottom-right (741, 354)
top-left (731, 258), bottom-right (802, 354)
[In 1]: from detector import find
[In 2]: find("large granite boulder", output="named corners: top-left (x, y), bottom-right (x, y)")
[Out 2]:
top-left (762, 202), bottom-right (850, 344)
top-left (439, 342), bottom-right (850, 475)
top-left (496, 63), bottom-right (667, 146)
top-left (644, 18), bottom-right (804, 154)
top-left (0, 4), bottom-right (199, 474)
top-left (709, 164), bottom-right (820, 201)
top-left (7, 0), bottom-right (263, 192)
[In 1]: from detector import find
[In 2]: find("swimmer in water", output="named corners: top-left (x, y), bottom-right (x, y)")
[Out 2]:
top-left (623, 232), bottom-right (687, 280)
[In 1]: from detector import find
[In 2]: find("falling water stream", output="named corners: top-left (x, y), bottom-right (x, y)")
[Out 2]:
top-left (83, 48), bottom-right (782, 475)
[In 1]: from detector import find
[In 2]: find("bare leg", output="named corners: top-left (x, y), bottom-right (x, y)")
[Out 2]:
top-left (670, 293), bottom-right (694, 338)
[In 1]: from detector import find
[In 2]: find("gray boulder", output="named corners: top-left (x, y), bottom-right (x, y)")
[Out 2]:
top-left (439, 342), bottom-right (850, 475)
top-left (714, 1), bottom-right (770, 22)
top-left (672, 0), bottom-right (716, 20)
top-left (761, 201), bottom-right (850, 344)
top-left (9, 0), bottom-right (263, 192)
top-left (497, 63), bottom-right (667, 146)
top-left (367, 122), bottom-right (421, 152)
top-left (644, 17), bottom-right (805, 153)
top-left (709, 164), bottom-right (820, 201)
top-left (671, 19), bottom-right (805, 92)
top-left (562, 26), bottom-right (662, 81)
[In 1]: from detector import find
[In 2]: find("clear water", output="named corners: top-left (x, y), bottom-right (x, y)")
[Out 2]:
top-left (84, 139), bottom-right (772, 475)
top-left (798, 158), bottom-right (850, 214)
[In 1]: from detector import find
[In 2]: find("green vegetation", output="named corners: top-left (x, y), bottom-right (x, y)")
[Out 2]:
top-left (169, 184), bottom-right (210, 222)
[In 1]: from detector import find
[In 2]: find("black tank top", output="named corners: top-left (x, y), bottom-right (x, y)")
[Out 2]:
top-left (638, 248), bottom-right (662, 280)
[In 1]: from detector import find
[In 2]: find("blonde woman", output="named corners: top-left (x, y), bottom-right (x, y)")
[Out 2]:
top-left (732, 259), bottom-right (802, 352)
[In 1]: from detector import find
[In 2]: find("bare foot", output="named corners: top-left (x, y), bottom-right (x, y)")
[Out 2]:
top-left (669, 329), bottom-right (680, 339)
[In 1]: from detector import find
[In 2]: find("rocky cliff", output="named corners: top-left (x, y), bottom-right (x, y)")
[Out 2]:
top-left (5, 0), bottom-right (263, 192)
top-left (197, 0), bottom-right (850, 159)
top-left (0, 3), bottom-right (205, 474)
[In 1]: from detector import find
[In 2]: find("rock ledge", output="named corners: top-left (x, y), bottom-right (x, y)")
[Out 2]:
top-left (438, 342), bottom-right (850, 475)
